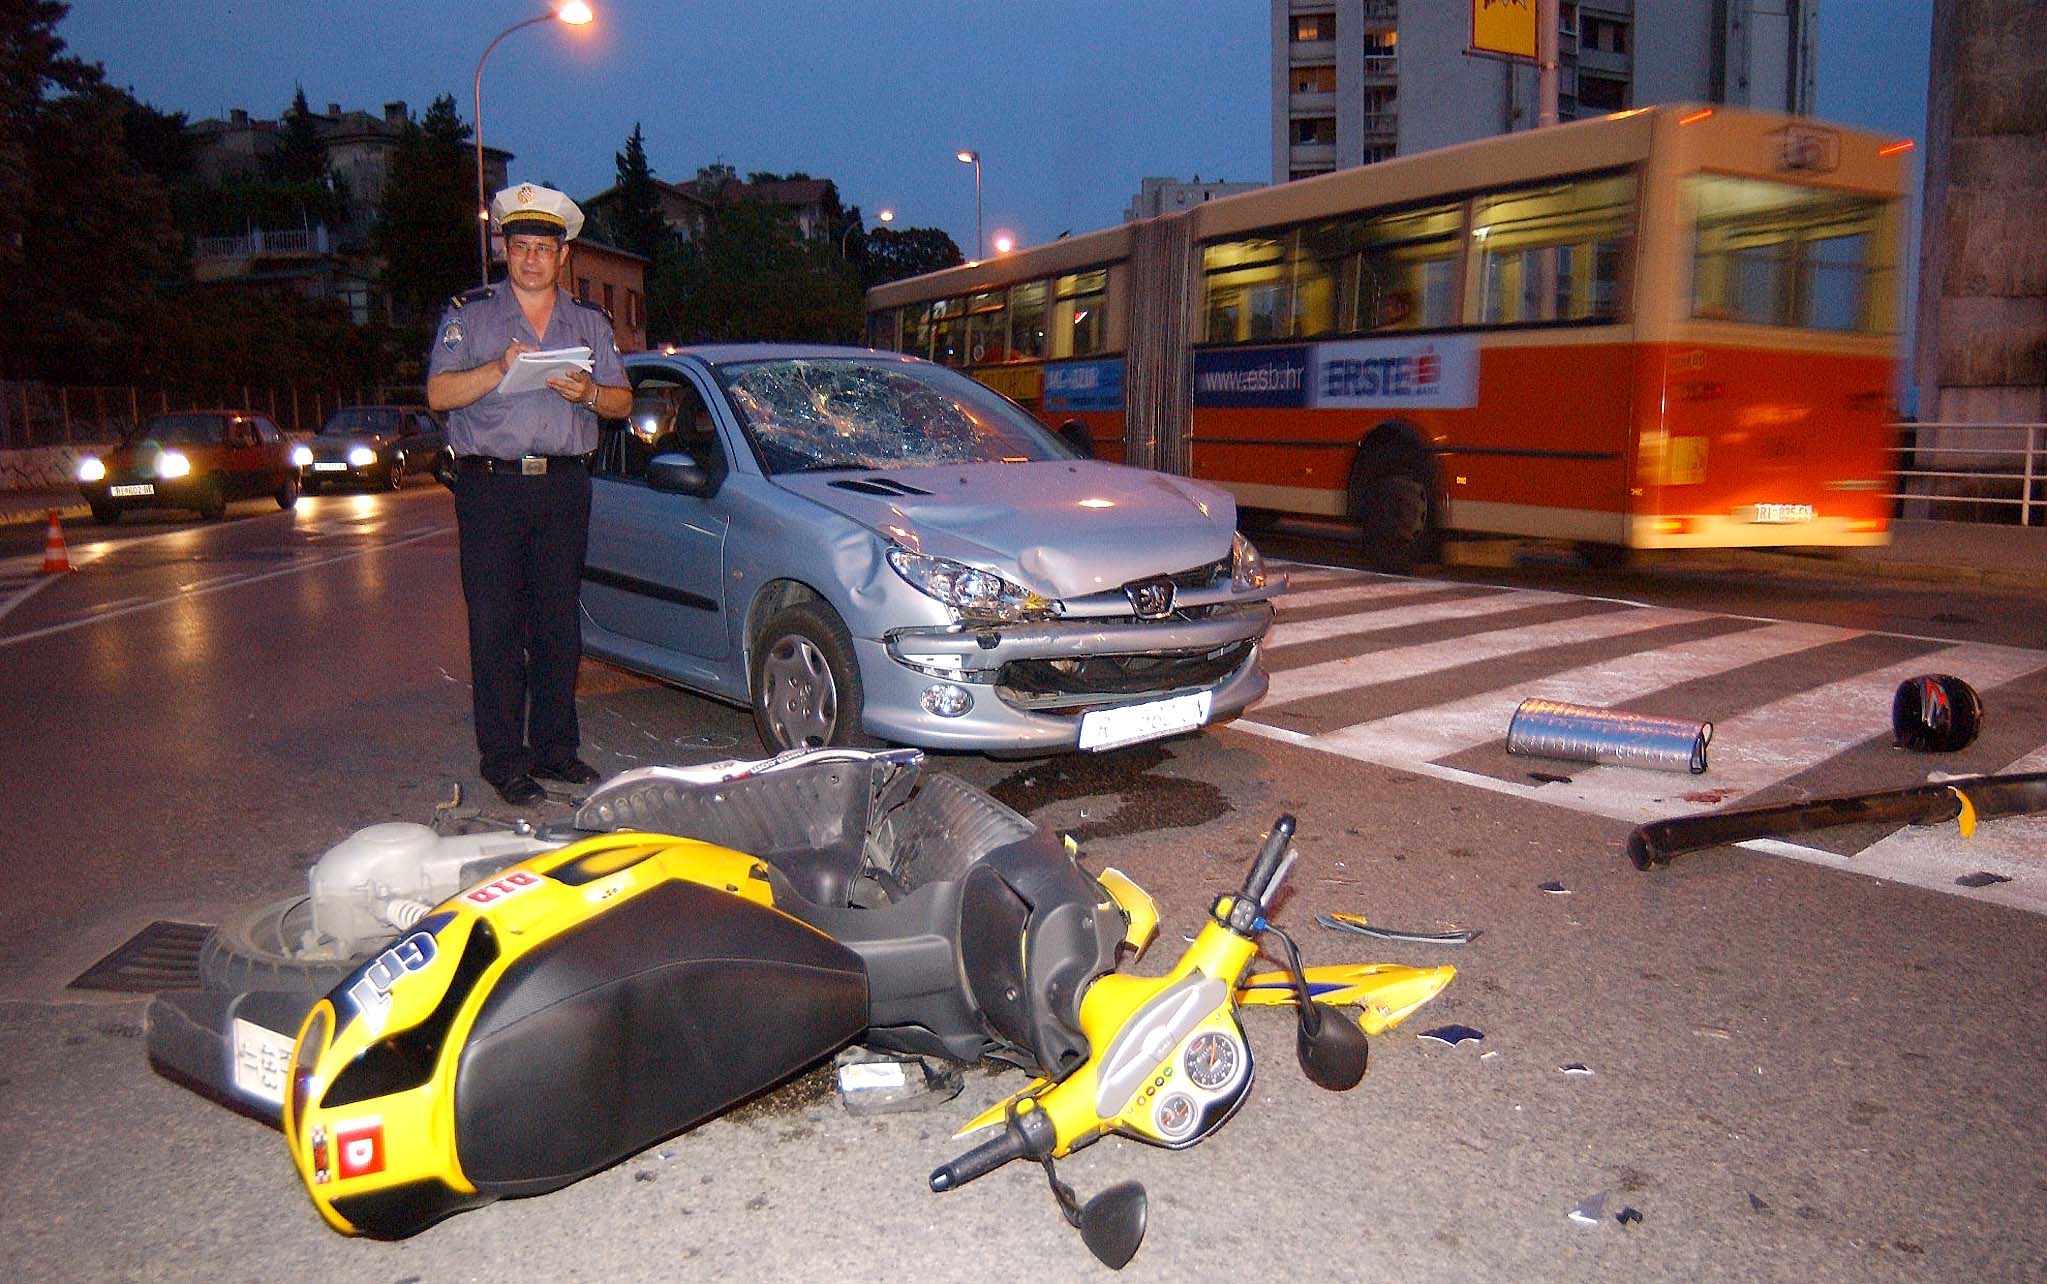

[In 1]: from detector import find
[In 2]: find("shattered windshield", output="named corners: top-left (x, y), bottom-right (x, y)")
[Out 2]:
top-left (715, 358), bottom-right (1064, 474)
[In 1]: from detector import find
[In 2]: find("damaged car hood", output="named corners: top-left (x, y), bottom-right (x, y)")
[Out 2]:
top-left (774, 461), bottom-right (1236, 599)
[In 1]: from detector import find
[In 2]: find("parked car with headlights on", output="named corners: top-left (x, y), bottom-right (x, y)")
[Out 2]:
top-left (303, 405), bottom-right (445, 492)
top-left (580, 345), bottom-right (1280, 755)
top-left (77, 410), bottom-right (307, 523)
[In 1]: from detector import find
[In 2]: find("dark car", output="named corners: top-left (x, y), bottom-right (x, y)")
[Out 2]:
top-left (303, 405), bottom-right (446, 492)
top-left (77, 410), bottom-right (308, 523)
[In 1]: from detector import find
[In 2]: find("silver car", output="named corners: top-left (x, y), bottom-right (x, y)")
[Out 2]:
top-left (581, 345), bottom-right (1279, 754)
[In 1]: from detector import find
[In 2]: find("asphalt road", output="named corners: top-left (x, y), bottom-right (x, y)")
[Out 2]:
top-left (2, 488), bottom-right (2042, 1283)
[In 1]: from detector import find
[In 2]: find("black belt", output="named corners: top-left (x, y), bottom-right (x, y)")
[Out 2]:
top-left (456, 454), bottom-right (588, 476)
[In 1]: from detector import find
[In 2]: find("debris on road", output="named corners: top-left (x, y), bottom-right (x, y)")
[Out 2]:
top-left (1538, 880), bottom-right (1571, 895)
top-left (1315, 911), bottom-right (1479, 946)
top-left (1418, 1023), bottom-right (1485, 1047)
top-left (1569, 1191), bottom-right (1609, 1225)
top-left (1892, 673), bottom-right (1982, 752)
top-left (1507, 697), bottom-right (1712, 774)
top-left (1955, 870), bottom-right (2014, 888)
top-left (1560, 1063), bottom-right (1595, 1076)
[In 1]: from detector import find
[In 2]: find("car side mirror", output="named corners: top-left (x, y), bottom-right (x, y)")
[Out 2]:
top-left (647, 451), bottom-right (712, 497)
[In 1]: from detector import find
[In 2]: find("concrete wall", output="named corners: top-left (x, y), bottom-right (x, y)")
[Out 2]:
top-left (1915, 0), bottom-right (2047, 425)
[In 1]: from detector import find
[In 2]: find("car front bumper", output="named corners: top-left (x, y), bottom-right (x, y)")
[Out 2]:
top-left (861, 605), bottom-right (1274, 751)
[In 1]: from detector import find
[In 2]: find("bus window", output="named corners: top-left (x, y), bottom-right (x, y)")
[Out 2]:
top-left (1687, 175), bottom-right (1891, 333)
top-left (966, 288), bottom-right (1008, 363)
top-left (1341, 201), bottom-right (1462, 332)
top-left (903, 302), bottom-right (937, 360)
top-left (1202, 238), bottom-right (1289, 343)
top-left (1052, 270), bottom-right (1107, 357)
top-left (866, 307), bottom-right (898, 351)
top-left (1009, 280), bottom-right (1049, 360)
top-left (931, 297), bottom-right (967, 367)
top-left (1474, 172), bottom-right (1635, 324)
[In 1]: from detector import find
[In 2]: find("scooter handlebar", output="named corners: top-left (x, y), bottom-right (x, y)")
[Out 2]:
top-left (930, 1105), bottom-right (1057, 1192)
top-left (1240, 814), bottom-right (1296, 909)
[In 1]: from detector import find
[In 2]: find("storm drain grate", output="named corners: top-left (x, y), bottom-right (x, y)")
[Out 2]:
top-left (69, 920), bottom-right (212, 993)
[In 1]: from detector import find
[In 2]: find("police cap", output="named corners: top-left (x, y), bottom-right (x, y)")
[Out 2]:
top-left (491, 182), bottom-right (584, 241)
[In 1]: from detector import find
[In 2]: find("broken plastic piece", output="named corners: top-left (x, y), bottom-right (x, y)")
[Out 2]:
top-left (1529, 771), bottom-right (1573, 785)
top-left (1315, 911), bottom-right (1478, 946)
top-left (1569, 1191), bottom-right (1609, 1225)
top-left (1418, 1023), bottom-right (1484, 1047)
top-left (1560, 1063), bottom-right (1594, 1076)
top-left (1616, 1206), bottom-right (1643, 1226)
top-left (833, 1048), bottom-right (964, 1116)
top-left (1955, 870), bottom-right (2013, 888)
top-left (1237, 962), bottom-right (1456, 1035)
top-left (1538, 880), bottom-right (1570, 895)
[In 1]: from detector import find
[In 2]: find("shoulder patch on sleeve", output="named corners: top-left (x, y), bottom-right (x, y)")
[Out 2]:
top-left (448, 285), bottom-right (495, 310)
top-left (570, 295), bottom-right (614, 325)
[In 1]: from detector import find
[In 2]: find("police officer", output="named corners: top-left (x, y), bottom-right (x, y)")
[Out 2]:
top-left (426, 182), bottom-right (628, 807)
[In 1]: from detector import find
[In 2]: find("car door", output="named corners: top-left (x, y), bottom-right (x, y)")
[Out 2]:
top-left (223, 415), bottom-right (266, 497)
top-left (404, 412), bottom-right (444, 474)
top-left (582, 362), bottom-right (734, 676)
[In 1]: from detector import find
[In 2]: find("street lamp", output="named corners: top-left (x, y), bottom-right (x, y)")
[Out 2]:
top-left (955, 150), bottom-right (981, 260)
top-left (473, 3), bottom-right (595, 286)
top-left (843, 207), bottom-right (894, 257)
top-left (992, 231), bottom-right (1015, 254)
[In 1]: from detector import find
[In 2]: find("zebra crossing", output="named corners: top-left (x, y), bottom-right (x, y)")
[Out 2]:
top-left (1242, 564), bottom-right (2047, 914)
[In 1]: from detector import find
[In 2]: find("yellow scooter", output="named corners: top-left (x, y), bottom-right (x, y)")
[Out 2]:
top-left (931, 815), bottom-right (1451, 1268)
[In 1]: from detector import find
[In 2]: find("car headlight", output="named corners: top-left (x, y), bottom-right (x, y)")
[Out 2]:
top-left (157, 451), bottom-right (192, 479)
top-left (885, 547), bottom-right (1051, 622)
top-left (290, 444), bottom-right (313, 467)
top-left (77, 456), bottom-right (106, 483)
top-left (1231, 530), bottom-right (1267, 592)
top-left (347, 445), bottom-right (376, 467)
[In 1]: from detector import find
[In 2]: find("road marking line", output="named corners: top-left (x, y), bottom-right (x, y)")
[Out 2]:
top-left (0, 525), bottom-right (454, 649)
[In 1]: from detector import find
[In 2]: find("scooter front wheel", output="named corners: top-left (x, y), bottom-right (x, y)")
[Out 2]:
top-left (198, 895), bottom-right (376, 996)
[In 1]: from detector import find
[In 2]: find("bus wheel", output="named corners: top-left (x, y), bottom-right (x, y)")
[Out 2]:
top-left (1356, 467), bottom-right (1434, 574)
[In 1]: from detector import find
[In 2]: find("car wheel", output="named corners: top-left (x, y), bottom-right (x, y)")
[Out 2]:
top-left (750, 601), bottom-right (876, 752)
top-left (385, 453), bottom-right (405, 490)
top-left (275, 473), bottom-right (301, 510)
top-left (90, 501), bottom-right (119, 525)
top-left (1356, 465), bottom-right (1435, 575)
top-left (197, 478), bottom-right (227, 521)
top-left (197, 895), bottom-right (380, 996)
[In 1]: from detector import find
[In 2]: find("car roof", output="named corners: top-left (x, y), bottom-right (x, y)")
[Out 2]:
top-left (629, 343), bottom-right (925, 367)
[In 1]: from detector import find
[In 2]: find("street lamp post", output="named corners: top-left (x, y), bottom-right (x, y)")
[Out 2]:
top-left (473, 2), bottom-right (594, 286)
top-left (842, 207), bottom-right (893, 257)
top-left (955, 150), bottom-right (980, 259)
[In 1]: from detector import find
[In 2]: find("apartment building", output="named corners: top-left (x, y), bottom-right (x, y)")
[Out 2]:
top-left (1272, 0), bottom-right (1816, 181)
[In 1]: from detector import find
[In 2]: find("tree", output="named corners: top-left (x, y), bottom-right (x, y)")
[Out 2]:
top-left (373, 95), bottom-right (475, 335)
top-left (862, 225), bottom-right (965, 287)
top-left (601, 123), bottom-right (667, 261)
top-left (0, 1), bottom-right (178, 380)
top-left (270, 86), bottom-right (327, 187)
top-left (666, 193), bottom-right (861, 344)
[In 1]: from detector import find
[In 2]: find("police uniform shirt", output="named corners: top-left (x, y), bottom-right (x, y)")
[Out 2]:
top-left (427, 285), bottom-right (628, 459)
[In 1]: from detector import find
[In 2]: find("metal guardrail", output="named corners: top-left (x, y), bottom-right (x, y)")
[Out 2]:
top-left (1889, 421), bottom-right (2045, 527)
top-left (192, 225), bottom-right (331, 260)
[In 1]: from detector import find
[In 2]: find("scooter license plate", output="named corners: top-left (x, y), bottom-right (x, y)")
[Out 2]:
top-left (231, 1017), bottom-right (296, 1107)
top-left (1079, 691), bottom-right (1212, 752)
top-left (109, 483), bottom-right (154, 497)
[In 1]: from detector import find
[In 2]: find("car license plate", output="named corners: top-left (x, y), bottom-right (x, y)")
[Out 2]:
top-left (1743, 503), bottom-right (1815, 524)
top-left (1079, 691), bottom-right (1213, 752)
top-left (108, 483), bottom-right (154, 497)
top-left (313, 462), bottom-right (347, 472)
top-left (231, 1017), bottom-right (296, 1107)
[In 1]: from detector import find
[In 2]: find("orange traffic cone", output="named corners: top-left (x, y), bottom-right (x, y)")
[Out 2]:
top-left (38, 509), bottom-right (73, 574)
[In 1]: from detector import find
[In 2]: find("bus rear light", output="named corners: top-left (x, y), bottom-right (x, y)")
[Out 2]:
top-left (1846, 518), bottom-right (1887, 533)
top-left (1653, 517), bottom-right (1692, 535)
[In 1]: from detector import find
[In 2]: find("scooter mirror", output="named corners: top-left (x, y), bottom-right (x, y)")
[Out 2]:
top-left (1079, 1181), bottom-right (1148, 1270)
top-left (1297, 1000), bottom-right (1370, 1090)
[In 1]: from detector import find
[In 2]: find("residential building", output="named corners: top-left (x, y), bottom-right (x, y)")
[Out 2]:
top-left (1272, 0), bottom-right (1816, 181)
top-left (566, 240), bottom-right (650, 353)
top-left (1124, 175), bottom-right (1266, 222)
top-left (185, 100), bottom-right (514, 323)
top-left (582, 166), bottom-right (839, 247)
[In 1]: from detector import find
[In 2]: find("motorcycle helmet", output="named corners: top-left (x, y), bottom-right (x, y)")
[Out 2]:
top-left (1891, 673), bottom-right (1982, 753)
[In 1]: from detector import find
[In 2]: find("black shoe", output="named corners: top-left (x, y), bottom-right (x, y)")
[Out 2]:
top-left (531, 757), bottom-right (600, 785)
top-left (491, 774), bottom-right (547, 807)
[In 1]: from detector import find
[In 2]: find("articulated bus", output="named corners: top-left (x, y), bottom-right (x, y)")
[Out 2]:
top-left (864, 104), bottom-right (1911, 570)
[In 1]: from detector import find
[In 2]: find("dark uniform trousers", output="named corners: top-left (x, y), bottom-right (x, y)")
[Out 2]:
top-left (453, 462), bottom-right (591, 784)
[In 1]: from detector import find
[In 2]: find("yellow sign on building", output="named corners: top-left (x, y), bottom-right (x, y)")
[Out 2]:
top-left (1470, 0), bottom-right (1537, 60)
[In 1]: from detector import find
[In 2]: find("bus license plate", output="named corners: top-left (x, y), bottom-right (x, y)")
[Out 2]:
top-left (1744, 503), bottom-right (1815, 524)
top-left (1079, 691), bottom-right (1212, 752)
top-left (109, 483), bottom-right (154, 497)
